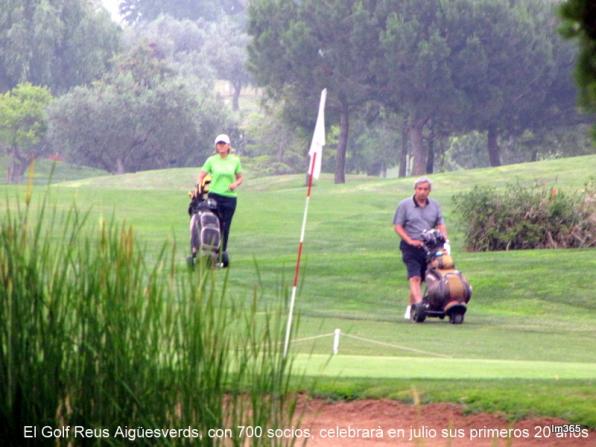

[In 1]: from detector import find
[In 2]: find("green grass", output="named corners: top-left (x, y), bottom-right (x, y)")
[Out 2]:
top-left (0, 157), bottom-right (108, 184)
top-left (2, 154), bottom-right (596, 427)
top-left (293, 355), bottom-right (596, 380)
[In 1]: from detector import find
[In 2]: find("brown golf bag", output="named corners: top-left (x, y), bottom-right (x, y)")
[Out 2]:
top-left (411, 230), bottom-right (472, 324)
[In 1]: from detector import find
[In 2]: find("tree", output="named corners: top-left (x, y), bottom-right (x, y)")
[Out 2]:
top-left (0, 83), bottom-right (52, 183)
top-left (248, 0), bottom-right (379, 183)
top-left (443, 0), bottom-right (569, 166)
top-left (377, 0), bottom-right (576, 169)
top-left (47, 44), bottom-right (234, 174)
top-left (132, 15), bottom-right (254, 111)
top-left (560, 0), bottom-right (596, 140)
top-left (347, 108), bottom-right (403, 177)
top-left (376, 0), bottom-right (468, 174)
top-left (243, 101), bottom-right (309, 175)
top-left (511, 11), bottom-right (591, 162)
top-left (247, 0), bottom-right (586, 177)
top-left (122, 15), bottom-right (216, 89)
top-left (0, 0), bottom-right (120, 94)
top-left (119, 0), bottom-right (247, 25)
top-left (201, 18), bottom-right (253, 111)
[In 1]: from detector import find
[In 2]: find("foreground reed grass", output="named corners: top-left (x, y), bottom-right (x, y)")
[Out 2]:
top-left (0, 191), bottom-right (299, 446)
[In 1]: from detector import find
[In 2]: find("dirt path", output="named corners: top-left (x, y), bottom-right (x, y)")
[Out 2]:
top-left (295, 399), bottom-right (594, 446)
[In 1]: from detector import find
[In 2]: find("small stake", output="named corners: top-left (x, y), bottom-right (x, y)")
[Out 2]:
top-left (332, 328), bottom-right (341, 355)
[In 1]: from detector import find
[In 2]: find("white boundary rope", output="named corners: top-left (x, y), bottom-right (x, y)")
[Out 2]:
top-left (341, 333), bottom-right (452, 358)
top-left (280, 330), bottom-right (452, 359)
top-left (291, 333), bottom-right (336, 344)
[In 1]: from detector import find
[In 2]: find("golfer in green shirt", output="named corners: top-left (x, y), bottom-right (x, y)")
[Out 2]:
top-left (197, 134), bottom-right (243, 260)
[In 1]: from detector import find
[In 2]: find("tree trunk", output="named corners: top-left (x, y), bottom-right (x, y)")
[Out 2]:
top-left (399, 121), bottom-right (408, 178)
top-left (276, 142), bottom-right (284, 162)
top-left (276, 127), bottom-right (286, 162)
top-left (436, 137), bottom-right (446, 172)
top-left (116, 158), bottom-right (125, 174)
top-left (426, 127), bottom-right (434, 174)
top-left (409, 117), bottom-right (428, 176)
top-left (334, 101), bottom-right (349, 184)
top-left (6, 164), bottom-right (15, 184)
top-left (487, 125), bottom-right (501, 167)
top-left (231, 81), bottom-right (241, 111)
top-left (6, 147), bottom-right (30, 183)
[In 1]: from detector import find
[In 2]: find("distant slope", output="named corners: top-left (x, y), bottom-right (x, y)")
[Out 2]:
top-left (58, 167), bottom-right (199, 191)
top-left (0, 158), bottom-right (107, 185)
top-left (56, 154), bottom-right (596, 193)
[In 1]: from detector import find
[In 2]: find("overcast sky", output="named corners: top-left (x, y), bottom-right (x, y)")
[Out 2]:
top-left (101, 0), bottom-right (122, 23)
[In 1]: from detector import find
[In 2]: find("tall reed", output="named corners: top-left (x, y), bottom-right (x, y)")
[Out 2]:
top-left (0, 191), bottom-right (299, 446)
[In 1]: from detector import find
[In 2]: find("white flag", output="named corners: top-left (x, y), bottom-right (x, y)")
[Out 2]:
top-left (308, 89), bottom-right (327, 179)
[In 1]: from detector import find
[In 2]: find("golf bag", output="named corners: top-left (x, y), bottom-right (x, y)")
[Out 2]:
top-left (189, 198), bottom-right (220, 256)
top-left (412, 229), bottom-right (472, 324)
top-left (187, 178), bottom-right (228, 267)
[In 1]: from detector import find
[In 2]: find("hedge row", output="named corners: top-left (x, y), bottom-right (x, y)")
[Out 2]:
top-left (453, 181), bottom-right (595, 251)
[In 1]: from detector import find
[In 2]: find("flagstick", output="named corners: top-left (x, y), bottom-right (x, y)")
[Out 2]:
top-left (283, 152), bottom-right (317, 358)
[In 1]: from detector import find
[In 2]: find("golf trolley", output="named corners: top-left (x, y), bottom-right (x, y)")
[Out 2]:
top-left (411, 229), bottom-right (472, 324)
top-left (186, 179), bottom-right (229, 268)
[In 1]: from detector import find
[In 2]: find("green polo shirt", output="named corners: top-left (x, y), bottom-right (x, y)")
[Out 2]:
top-left (201, 154), bottom-right (242, 198)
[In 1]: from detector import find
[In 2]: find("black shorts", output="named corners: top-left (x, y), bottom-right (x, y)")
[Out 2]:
top-left (400, 240), bottom-right (427, 280)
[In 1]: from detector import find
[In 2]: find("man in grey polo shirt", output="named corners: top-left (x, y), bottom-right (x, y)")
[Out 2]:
top-left (393, 177), bottom-right (448, 320)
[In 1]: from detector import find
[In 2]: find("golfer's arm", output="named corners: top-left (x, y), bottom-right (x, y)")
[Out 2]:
top-left (197, 170), bottom-right (207, 185)
top-left (234, 173), bottom-right (244, 187)
top-left (394, 225), bottom-right (414, 244)
top-left (437, 223), bottom-right (448, 239)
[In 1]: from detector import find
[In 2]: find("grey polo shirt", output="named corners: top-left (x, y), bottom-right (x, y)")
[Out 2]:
top-left (393, 196), bottom-right (444, 241)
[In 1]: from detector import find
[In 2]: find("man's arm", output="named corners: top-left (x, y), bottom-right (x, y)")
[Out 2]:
top-left (394, 224), bottom-right (423, 248)
top-left (437, 223), bottom-right (448, 239)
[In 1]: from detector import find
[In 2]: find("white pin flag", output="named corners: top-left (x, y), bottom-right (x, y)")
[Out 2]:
top-left (308, 89), bottom-right (327, 179)
top-left (283, 88), bottom-right (327, 358)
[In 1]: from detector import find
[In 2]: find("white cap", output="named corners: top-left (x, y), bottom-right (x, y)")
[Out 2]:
top-left (214, 134), bottom-right (231, 145)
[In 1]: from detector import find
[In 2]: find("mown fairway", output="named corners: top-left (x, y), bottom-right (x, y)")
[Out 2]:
top-left (2, 154), bottom-right (595, 425)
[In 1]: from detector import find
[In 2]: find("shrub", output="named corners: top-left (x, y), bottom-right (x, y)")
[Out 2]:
top-left (453, 181), bottom-right (596, 251)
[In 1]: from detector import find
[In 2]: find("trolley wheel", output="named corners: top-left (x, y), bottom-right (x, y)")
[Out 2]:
top-left (449, 312), bottom-right (464, 324)
top-left (411, 303), bottom-right (426, 323)
top-left (189, 214), bottom-right (200, 256)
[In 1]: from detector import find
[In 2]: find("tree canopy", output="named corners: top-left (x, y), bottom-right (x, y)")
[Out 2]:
top-left (201, 17), bottom-right (252, 111)
top-left (0, 83), bottom-right (52, 182)
top-left (248, 0), bottom-right (587, 179)
top-left (248, 0), bottom-right (379, 183)
top-left (560, 0), bottom-right (596, 140)
top-left (119, 0), bottom-right (247, 25)
top-left (0, 0), bottom-right (121, 94)
top-left (123, 14), bottom-right (252, 110)
top-left (47, 43), bottom-right (234, 174)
